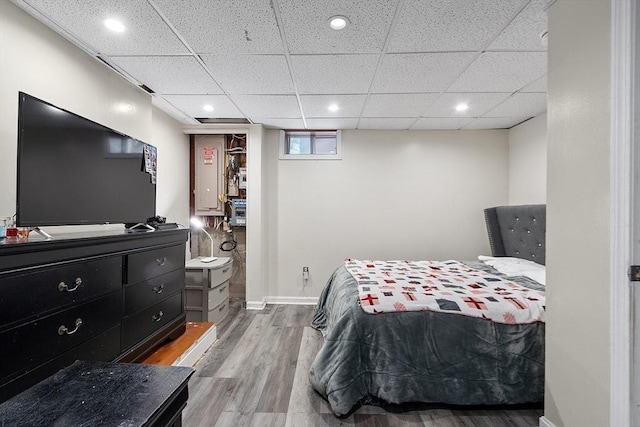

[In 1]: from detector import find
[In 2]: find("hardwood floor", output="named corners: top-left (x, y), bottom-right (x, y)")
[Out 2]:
top-left (182, 300), bottom-right (543, 427)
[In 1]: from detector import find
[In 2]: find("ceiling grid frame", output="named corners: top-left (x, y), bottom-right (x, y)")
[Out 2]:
top-left (11, 0), bottom-right (549, 130)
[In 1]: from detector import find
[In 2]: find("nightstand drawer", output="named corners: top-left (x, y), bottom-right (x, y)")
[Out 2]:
top-left (208, 262), bottom-right (232, 287)
top-left (128, 245), bottom-right (185, 285)
top-left (0, 256), bottom-right (122, 330)
top-left (185, 259), bottom-right (232, 289)
top-left (208, 279), bottom-right (229, 308)
top-left (186, 298), bottom-right (229, 323)
top-left (122, 292), bottom-right (183, 350)
top-left (0, 291), bottom-right (122, 384)
top-left (208, 300), bottom-right (229, 324)
top-left (125, 269), bottom-right (185, 316)
top-left (185, 279), bottom-right (229, 310)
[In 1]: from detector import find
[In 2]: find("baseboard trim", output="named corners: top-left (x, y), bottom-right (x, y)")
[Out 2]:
top-left (265, 296), bottom-right (318, 305)
top-left (539, 416), bottom-right (556, 427)
top-left (246, 299), bottom-right (266, 310)
top-left (245, 296), bottom-right (319, 310)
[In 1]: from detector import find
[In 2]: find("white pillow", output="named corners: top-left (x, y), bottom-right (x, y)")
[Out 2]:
top-left (478, 255), bottom-right (546, 286)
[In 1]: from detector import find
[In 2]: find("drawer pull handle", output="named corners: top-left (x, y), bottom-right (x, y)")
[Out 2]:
top-left (220, 286), bottom-right (226, 293)
top-left (152, 311), bottom-right (164, 322)
top-left (58, 318), bottom-right (82, 335)
top-left (156, 257), bottom-right (167, 266)
top-left (219, 304), bottom-right (226, 312)
top-left (222, 268), bottom-right (230, 274)
top-left (153, 284), bottom-right (164, 294)
top-left (58, 277), bottom-right (82, 292)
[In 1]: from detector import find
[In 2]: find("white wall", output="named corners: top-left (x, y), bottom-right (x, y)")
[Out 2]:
top-left (152, 107), bottom-right (190, 226)
top-left (508, 114), bottom-right (547, 204)
top-left (0, 2), bottom-right (189, 230)
top-left (545, 0), bottom-right (611, 426)
top-left (264, 129), bottom-right (510, 300)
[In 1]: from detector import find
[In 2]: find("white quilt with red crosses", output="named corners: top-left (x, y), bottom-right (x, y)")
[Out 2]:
top-left (346, 259), bottom-right (545, 324)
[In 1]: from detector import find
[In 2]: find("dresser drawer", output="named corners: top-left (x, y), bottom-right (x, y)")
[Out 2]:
top-left (127, 245), bottom-right (185, 285)
top-left (0, 291), bottom-right (122, 383)
top-left (0, 256), bottom-right (122, 330)
top-left (122, 292), bottom-right (183, 350)
top-left (0, 325), bottom-right (121, 402)
top-left (125, 269), bottom-right (185, 316)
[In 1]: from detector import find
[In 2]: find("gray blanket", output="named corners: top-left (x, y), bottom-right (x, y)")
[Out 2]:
top-left (309, 262), bottom-right (545, 417)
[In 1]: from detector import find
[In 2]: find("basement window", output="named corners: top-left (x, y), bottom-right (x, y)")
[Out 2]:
top-left (279, 130), bottom-right (342, 160)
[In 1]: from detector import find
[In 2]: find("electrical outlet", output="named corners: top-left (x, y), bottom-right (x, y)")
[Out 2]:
top-left (302, 266), bottom-right (309, 280)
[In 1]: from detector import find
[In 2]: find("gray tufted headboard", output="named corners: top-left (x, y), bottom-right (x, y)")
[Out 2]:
top-left (483, 204), bottom-right (546, 265)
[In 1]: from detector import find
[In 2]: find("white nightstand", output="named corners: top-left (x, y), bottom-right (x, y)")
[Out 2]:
top-left (185, 257), bottom-right (232, 323)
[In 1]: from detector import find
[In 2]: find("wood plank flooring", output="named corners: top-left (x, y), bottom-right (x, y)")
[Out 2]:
top-left (182, 300), bottom-right (543, 427)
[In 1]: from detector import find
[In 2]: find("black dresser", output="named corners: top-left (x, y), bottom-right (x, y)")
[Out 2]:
top-left (0, 228), bottom-right (189, 402)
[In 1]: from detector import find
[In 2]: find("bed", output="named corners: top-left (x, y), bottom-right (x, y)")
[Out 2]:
top-left (309, 204), bottom-right (546, 417)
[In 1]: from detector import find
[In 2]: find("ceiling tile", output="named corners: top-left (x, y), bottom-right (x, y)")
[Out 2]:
top-left (300, 95), bottom-right (367, 118)
top-left (463, 117), bottom-right (530, 130)
top-left (371, 53), bottom-right (476, 93)
top-left (162, 94), bottom-right (244, 118)
top-left (23, 0), bottom-right (189, 55)
top-left (292, 54), bottom-right (379, 94)
top-left (152, 0), bottom-right (283, 54)
top-left (484, 93), bottom-right (547, 118)
top-left (305, 118), bottom-right (359, 130)
top-left (487, 0), bottom-right (548, 51)
top-left (362, 93), bottom-right (440, 117)
top-left (151, 96), bottom-right (197, 124)
top-left (231, 95), bottom-right (300, 118)
top-left (253, 118), bottom-right (306, 129)
top-left (387, 0), bottom-right (528, 53)
top-left (520, 75), bottom-right (547, 92)
top-left (410, 117), bottom-right (473, 130)
top-left (109, 56), bottom-right (223, 94)
top-left (277, 0), bottom-right (398, 54)
top-left (358, 118), bottom-right (416, 130)
top-left (201, 54), bottom-right (294, 95)
top-left (423, 93), bottom-right (510, 118)
top-left (448, 52), bottom-right (547, 93)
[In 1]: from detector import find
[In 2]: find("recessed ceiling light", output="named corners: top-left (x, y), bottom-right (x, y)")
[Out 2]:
top-left (116, 102), bottom-right (133, 113)
top-left (328, 104), bottom-right (340, 112)
top-left (104, 19), bottom-right (125, 33)
top-left (455, 103), bottom-right (469, 112)
top-left (328, 15), bottom-right (350, 30)
top-left (203, 104), bottom-right (214, 112)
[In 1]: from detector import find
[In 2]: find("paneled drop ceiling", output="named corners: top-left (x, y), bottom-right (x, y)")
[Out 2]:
top-left (11, 0), bottom-right (550, 130)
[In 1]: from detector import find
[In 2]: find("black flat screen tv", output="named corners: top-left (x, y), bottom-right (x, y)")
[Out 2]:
top-left (16, 92), bottom-right (157, 227)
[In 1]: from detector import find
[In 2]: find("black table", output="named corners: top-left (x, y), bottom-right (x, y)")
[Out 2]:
top-left (0, 360), bottom-right (194, 426)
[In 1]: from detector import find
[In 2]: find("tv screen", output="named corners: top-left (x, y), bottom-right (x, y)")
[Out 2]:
top-left (16, 92), bottom-right (156, 227)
